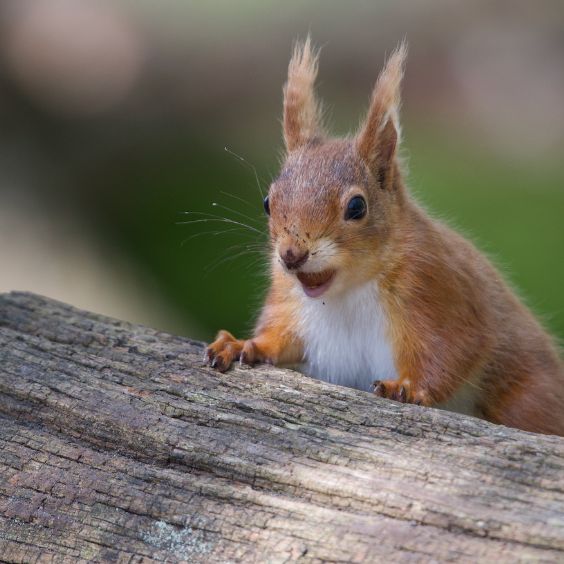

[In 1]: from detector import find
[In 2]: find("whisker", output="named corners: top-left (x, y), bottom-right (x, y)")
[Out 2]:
top-left (211, 201), bottom-right (264, 227)
top-left (242, 256), bottom-right (270, 273)
top-left (204, 248), bottom-right (265, 275)
top-left (220, 190), bottom-right (261, 212)
top-left (177, 215), bottom-right (266, 237)
top-left (180, 227), bottom-right (244, 247)
top-left (224, 146), bottom-right (265, 200)
top-left (222, 241), bottom-right (269, 253)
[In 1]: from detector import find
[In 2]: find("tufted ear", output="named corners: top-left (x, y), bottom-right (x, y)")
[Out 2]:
top-left (283, 36), bottom-right (324, 152)
top-left (356, 42), bottom-right (407, 188)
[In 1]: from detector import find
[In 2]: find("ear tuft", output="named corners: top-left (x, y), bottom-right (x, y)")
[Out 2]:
top-left (283, 36), bottom-right (323, 152)
top-left (356, 41), bottom-right (407, 176)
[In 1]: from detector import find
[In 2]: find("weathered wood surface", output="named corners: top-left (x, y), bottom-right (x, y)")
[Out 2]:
top-left (0, 292), bottom-right (563, 563)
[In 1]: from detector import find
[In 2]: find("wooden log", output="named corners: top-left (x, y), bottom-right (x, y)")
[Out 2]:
top-left (0, 291), bottom-right (563, 563)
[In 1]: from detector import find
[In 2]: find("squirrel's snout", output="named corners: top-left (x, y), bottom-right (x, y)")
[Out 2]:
top-left (280, 247), bottom-right (309, 270)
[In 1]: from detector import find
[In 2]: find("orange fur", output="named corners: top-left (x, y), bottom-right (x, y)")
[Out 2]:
top-left (283, 35), bottom-right (324, 152)
top-left (207, 39), bottom-right (564, 436)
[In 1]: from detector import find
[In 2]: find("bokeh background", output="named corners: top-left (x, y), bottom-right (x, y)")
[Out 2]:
top-left (1, 0), bottom-right (563, 343)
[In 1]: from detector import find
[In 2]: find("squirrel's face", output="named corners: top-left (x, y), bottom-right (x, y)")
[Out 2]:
top-left (273, 38), bottom-right (407, 298)
top-left (266, 139), bottom-right (397, 299)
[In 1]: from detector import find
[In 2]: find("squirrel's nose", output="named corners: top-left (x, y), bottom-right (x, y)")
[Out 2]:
top-left (280, 248), bottom-right (309, 270)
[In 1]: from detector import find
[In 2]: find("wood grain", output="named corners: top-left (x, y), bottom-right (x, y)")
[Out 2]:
top-left (0, 292), bottom-right (562, 563)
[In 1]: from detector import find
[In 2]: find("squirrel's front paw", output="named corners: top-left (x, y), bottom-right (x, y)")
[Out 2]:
top-left (206, 330), bottom-right (264, 372)
top-left (373, 379), bottom-right (430, 406)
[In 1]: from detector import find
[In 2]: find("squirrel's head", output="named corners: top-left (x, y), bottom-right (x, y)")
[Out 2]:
top-left (266, 37), bottom-right (407, 299)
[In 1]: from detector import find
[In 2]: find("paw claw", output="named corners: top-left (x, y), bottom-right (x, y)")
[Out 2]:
top-left (204, 348), bottom-right (213, 364)
top-left (399, 386), bottom-right (407, 403)
top-left (206, 330), bottom-right (260, 373)
top-left (238, 352), bottom-right (253, 367)
top-left (374, 382), bottom-right (386, 397)
top-left (373, 379), bottom-right (428, 406)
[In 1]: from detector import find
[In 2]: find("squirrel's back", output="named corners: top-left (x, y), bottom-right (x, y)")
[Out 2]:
top-left (382, 201), bottom-right (564, 433)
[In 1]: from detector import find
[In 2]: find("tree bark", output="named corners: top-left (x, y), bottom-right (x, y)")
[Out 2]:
top-left (0, 292), bottom-right (563, 563)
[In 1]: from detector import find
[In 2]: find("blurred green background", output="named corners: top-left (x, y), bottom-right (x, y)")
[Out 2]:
top-left (1, 1), bottom-right (563, 343)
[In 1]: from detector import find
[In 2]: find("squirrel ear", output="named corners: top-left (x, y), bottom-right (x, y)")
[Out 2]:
top-left (356, 42), bottom-right (407, 187)
top-left (283, 36), bottom-right (324, 152)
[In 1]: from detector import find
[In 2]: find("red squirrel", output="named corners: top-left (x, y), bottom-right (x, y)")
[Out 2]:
top-left (206, 38), bottom-right (564, 436)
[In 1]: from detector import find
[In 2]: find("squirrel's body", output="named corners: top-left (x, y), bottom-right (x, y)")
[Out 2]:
top-left (207, 40), bottom-right (564, 436)
top-left (297, 278), bottom-right (396, 391)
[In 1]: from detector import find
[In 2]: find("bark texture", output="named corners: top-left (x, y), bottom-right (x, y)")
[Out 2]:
top-left (0, 291), bottom-right (563, 563)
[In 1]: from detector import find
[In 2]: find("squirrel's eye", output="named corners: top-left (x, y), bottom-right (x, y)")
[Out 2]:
top-left (263, 196), bottom-right (270, 216)
top-left (345, 196), bottom-right (367, 220)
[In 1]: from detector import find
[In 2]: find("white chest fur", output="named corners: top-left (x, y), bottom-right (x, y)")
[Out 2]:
top-left (296, 281), bottom-right (398, 391)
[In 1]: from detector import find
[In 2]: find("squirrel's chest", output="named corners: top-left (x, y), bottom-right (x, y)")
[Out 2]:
top-left (296, 282), bottom-right (397, 392)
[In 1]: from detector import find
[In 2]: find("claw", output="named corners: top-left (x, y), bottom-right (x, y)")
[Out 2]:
top-left (239, 350), bottom-right (252, 367)
top-left (399, 386), bottom-right (407, 403)
top-left (373, 379), bottom-right (427, 406)
top-left (374, 382), bottom-right (386, 396)
top-left (206, 331), bottom-right (260, 373)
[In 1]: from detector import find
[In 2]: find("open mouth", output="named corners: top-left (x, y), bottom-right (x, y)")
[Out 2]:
top-left (296, 269), bottom-right (336, 298)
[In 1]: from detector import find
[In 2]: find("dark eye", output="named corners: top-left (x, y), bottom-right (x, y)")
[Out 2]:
top-left (345, 196), bottom-right (367, 220)
top-left (263, 196), bottom-right (270, 216)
